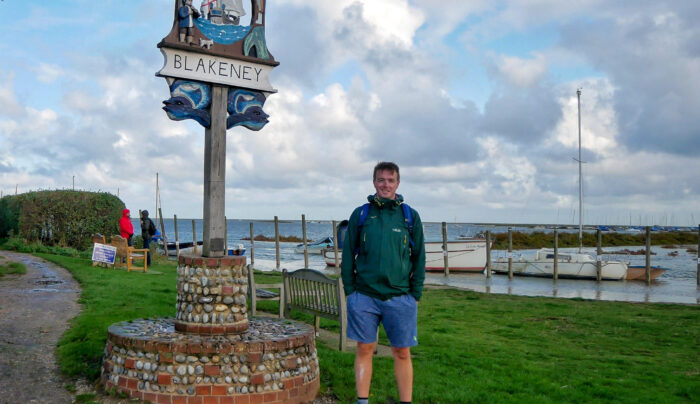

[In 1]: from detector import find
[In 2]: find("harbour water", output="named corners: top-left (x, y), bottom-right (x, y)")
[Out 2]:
top-left (138, 218), bottom-right (699, 305)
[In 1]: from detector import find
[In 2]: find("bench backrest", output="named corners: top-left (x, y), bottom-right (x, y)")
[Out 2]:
top-left (110, 235), bottom-right (128, 258)
top-left (283, 268), bottom-right (345, 320)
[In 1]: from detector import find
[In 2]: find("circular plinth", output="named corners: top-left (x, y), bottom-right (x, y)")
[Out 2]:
top-left (102, 317), bottom-right (319, 403)
top-left (175, 255), bottom-right (250, 334)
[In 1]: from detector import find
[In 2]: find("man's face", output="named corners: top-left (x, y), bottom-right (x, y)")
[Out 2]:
top-left (373, 169), bottom-right (400, 200)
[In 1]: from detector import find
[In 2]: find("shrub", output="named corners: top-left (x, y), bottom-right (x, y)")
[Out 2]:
top-left (0, 190), bottom-right (124, 250)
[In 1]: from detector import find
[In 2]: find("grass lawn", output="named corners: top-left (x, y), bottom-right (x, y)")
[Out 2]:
top-left (0, 260), bottom-right (27, 277)
top-left (36, 254), bottom-right (700, 403)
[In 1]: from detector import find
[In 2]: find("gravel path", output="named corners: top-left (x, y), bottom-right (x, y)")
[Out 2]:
top-left (0, 251), bottom-right (81, 404)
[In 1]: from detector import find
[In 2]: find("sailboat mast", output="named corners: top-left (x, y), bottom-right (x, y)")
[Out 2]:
top-left (577, 89), bottom-right (583, 252)
top-left (155, 172), bottom-right (159, 225)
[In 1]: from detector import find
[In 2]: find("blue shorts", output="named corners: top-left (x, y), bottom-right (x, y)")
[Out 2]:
top-left (346, 292), bottom-right (418, 348)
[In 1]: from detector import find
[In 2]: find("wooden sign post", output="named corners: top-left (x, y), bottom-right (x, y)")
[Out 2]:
top-left (157, 0), bottom-right (278, 257)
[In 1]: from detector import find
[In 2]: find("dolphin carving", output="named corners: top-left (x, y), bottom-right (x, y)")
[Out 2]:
top-left (162, 80), bottom-right (212, 128)
top-left (226, 88), bottom-right (269, 130)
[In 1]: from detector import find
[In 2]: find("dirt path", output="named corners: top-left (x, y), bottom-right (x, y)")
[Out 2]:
top-left (0, 251), bottom-right (81, 404)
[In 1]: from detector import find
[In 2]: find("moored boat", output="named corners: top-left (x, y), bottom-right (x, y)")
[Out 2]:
top-left (294, 236), bottom-right (334, 255)
top-left (491, 249), bottom-right (628, 280)
top-left (425, 239), bottom-right (488, 272)
top-left (626, 265), bottom-right (666, 281)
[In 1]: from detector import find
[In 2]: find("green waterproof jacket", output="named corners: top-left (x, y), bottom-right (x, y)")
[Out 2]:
top-left (340, 194), bottom-right (426, 301)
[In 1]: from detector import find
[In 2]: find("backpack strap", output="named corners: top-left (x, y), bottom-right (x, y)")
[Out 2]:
top-left (401, 203), bottom-right (415, 248)
top-left (353, 203), bottom-right (371, 255)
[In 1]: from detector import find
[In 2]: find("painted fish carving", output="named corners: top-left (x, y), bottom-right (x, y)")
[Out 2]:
top-left (226, 89), bottom-right (269, 130)
top-left (162, 80), bottom-right (212, 127)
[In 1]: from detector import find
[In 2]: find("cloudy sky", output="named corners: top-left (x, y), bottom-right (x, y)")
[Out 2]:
top-left (1, 0), bottom-right (698, 225)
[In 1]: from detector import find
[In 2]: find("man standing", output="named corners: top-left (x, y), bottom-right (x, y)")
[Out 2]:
top-left (341, 162), bottom-right (426, 404)
top-left (140, 210), bottom-right (156, 266)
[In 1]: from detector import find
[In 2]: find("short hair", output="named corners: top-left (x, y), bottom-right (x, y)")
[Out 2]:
top-left (373, 162), bottom-right (400, 181)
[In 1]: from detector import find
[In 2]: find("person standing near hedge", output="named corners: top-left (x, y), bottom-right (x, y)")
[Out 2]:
top-left (119, 209), bottom-right (134, 246)
top-left (140, 210), bottom-right (156, 265)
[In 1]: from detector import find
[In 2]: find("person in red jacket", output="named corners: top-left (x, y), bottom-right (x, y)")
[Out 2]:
top-left (119, 209), bottom-right (134, 246)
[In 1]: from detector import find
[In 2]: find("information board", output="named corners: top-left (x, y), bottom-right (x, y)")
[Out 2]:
top-left (92, 243), bottom-right (117, 265)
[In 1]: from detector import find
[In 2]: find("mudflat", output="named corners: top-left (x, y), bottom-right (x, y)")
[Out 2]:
top-left (0, 251), bottom-right (80, 404)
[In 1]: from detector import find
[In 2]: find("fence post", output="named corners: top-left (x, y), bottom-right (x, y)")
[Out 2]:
top-left (224, 216), bottom-right (228, 254)
top-left (158, 207), bottom-right (167, 255)
top-left (332, 220), bottom-right (340, 268)
top-left (441, 222), bottom-right (449, 277)
top-left (485, 231), bottom-right (492, 278)
top-left (508, 227), bottom-right (513, 280)
top-left (249, 222), bottom-right (255, 268)
top-left (274, 216), bottom-right (280, 271)
top-left (302, 214), bottom-right (308, 268)
top-left (596, 229), bottom-right (602, 282)
top-left (174, 214), bottom-right (180, 259)
top-left (645, 226), bottom-right (651, 285)
top-left (553, 228), bottom-right (559, 281)
top-left (192, 219), bottom-right (198, 255)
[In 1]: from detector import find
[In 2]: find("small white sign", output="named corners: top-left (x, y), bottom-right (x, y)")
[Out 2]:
top-left (507, 252), bottom-right (513, 259)
top-left (92, 243), bottom-right (117, 265)
top-left (596, 255), bottom-right (602, 262)
top-left (158, 47), bottom-right (276, 92)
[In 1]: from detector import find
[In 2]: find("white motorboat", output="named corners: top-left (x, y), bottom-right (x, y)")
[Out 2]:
top-left (322, 238), bottom-right (489, 271)
top-left (322, 248), bottom-right (342, 267)
top-left (491, 249), bottom-right (628, 280)
top-left (294, 236), bottom-right (334, 255)
top-left (425, 239), bottom-right (488, 272)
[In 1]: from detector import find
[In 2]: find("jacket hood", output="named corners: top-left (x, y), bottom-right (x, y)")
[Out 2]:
top-left (367, 193), bottom-right (404, 208)
top-left (122, 209), bottom-right (130, 217)
top-left (141, 210), bottom-right (149, 218)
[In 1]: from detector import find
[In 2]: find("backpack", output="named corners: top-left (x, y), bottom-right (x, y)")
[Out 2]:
top-left (148, 219), bottom-right (156, 236)
top-left (353, 202), bottom-right (414, 255)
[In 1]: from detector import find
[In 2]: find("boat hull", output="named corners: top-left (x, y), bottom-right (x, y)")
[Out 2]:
top-left (323, 239), bottom-right (489, 271)
top-left (625, 266), bottom-right (666, 280)
top-left (491, 259), bottom-right (628, 280)
top-left (425, 240), bottom-right (487, 272)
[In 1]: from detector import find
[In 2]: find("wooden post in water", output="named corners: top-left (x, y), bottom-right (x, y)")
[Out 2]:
top-left (442, 222), bottom-right (449, 277)
top-left (596, 229), bottom-right (602, 282)
top-left (645, 226), bottom-right (651, 285)
top-left (192, 220), bottom-right (198, 255)
top-left (485, 231), bottom-right (492, 278)
top-left (223, 216), bottom-right (229, 254)
top-left (158, 207), bottom-right (167, 255)
top-left (274, 216), bottom-right (280, 270)
top-left (249, 222), bottom-right (255, 268)
top-left (553, 229), bottom-right (559, 280)
top-left (302, 214), bottom-right (309, 268)
top-left (332, 220), bottom-right (340, 268)
top-left (507, 227), bottom-right (513, 280)
top-left (174, 214), bottom-right (180, 259)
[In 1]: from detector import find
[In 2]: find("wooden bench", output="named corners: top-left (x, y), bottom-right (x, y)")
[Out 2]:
top-left (247, 265), bottom-right (285, 318)
top-left (109, 235), bottom-right (149, 272)
top-left (283, 268), bottom-right (347, 351)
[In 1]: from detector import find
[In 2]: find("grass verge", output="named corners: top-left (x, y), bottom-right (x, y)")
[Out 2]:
top-left (38, 255), bottom-right (699, 403)
top-left (0, 261), bottom-right (27, 277)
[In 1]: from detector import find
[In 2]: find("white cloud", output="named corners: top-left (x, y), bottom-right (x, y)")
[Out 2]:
top-left (495, 53), bottom-right (548, 88)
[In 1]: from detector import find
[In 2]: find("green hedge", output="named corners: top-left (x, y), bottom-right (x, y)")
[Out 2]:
top-left (0, 190), bottom-right (124, 250)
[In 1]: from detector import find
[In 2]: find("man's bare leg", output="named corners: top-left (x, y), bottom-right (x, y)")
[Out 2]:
top-left (392, 347), bottom-right (413, 402)
top-left (355, 342), bottom-right (376, 398)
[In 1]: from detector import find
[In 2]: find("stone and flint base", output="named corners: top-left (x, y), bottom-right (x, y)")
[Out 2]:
top-left (101, 255), bottom-right (319, 403)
